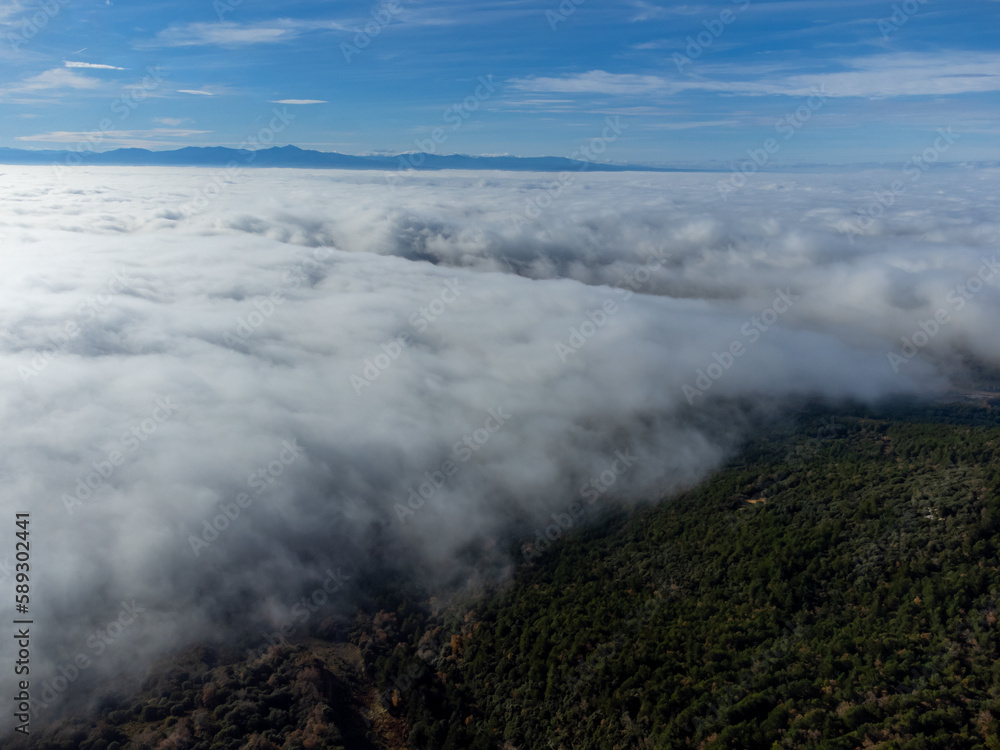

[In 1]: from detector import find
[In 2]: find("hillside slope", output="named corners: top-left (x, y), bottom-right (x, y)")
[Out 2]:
top-left (16, 399), bottom-right (1000, 750)
top-left (365, 401), bottom-right (1000, 750)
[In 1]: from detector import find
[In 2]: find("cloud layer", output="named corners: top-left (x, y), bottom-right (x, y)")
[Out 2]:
top-left (0, 165), bottom-right (997, 730)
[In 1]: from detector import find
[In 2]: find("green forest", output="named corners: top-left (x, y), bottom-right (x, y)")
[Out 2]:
top-left (18, 396), bottom-right (1000, 750)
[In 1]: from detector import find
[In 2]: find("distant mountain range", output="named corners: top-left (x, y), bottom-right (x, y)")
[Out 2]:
top-left (0, 144), bottom-right (678, 172)
top-left (2, 145), bottom-right (992, 174)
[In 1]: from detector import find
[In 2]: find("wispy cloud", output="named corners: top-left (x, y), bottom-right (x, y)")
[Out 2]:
top-left (144, 19), bottom-right (347, 48)
top-left (631, 39), bottom-right (679, 50)
top-left (749, 0), bottom-right (893, 11)
top-left (0, 3), bottom-right (21, 25)
top-left (15, 128), bottom-right (211, 149)
top-left (22, 68), bottom-right (103, 91)
top-left (628, 1), bottom-right (668, 21)
top-left (627, 1), bottom-right (708, 21)
top-left (522, 53), bottom-right (1000, 104)
top-left (0, 68), bottom-right (103, 101)
top-left (644, 120), bottom-right (736, 130)
top-left (508, 71), bottom-right (667, 96)
top-left (64, 61), bottom-right (127, 70)
top-left (157, 22), bottom-right (290, 46)
top-left (177, 89), bottom-right (215, 96)
top-left (690, 52), bottom-right (1000, 98)
top-left (632, 37), bottom-right (740, 52)
top-left (792, 52), bottom-right (1000, 97)
top-left (17, 128), bottom-right (209, 141)
top-left (271, 99), bottom-right (328, 105)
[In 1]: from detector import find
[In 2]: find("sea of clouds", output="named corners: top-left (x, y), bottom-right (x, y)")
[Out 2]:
top-left (0, 164), bottom-right (998, 728)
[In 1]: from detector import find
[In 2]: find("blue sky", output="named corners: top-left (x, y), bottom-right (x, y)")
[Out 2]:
top-left (1, 0), bottom-right (998, 165)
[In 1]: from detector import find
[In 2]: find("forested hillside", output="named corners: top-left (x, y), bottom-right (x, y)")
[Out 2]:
top-left (362, 400), bottom-right (1000, 750)
top-left (17, 398), bottom-right (1000, 750)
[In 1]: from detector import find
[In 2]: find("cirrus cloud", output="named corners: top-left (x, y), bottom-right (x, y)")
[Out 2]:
top-left (64, 61), bottom-right (127, 70)
top-left (508, 70), bottom-right (668, 95)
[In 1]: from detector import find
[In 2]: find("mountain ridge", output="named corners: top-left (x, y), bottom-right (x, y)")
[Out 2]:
top-left (0, 145), bottom-right (677, 173)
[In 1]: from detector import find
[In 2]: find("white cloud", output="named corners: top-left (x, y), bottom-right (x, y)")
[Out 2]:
top-left (177, 89), bottom-right (215, 96)
top-left (644, 120), bottom-right (735, 130)
top-left (15, 129), bottom-right (211, 148)
top-left (628, 0), bottom-right (669, 21)
top-left (508, 70), bottom-right (667, 96)
top-left (627, 1), bottom-right (710, 21)
top-left (535, 54), bottom-right (1000, 103)
top-left (163, 22), bottom-right (289, 46)
top-left (789, 52), bottom-right (1000, 98)
top-left (631, 38), bottom-right (680, 50)
top-left (270, 99), bottom-right (328, 105)
top-left (0, 3), bottom-right (21, 25)
top-left (0, 166), bottom-right (996, 731)
top-left (678, 52), bottom-right (1000, 98)
top-left (64, 61), bottom-right (127, 70)
top-left (146, 19), bottom-right (348, 48)
top-left (2, 68), bottom-right (103, 95)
